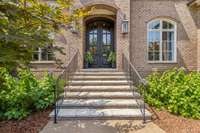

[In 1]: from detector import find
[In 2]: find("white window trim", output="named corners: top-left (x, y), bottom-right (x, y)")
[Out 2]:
top-left (147, 19), bottom-right (177, 63)
top-left (31, 61), bottom-right (55, 64)
top-left (31, 47), bottom-right (55, 63)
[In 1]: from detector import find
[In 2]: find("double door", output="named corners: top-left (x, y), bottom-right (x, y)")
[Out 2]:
top-left (86, 20), bottom-right (114, 68)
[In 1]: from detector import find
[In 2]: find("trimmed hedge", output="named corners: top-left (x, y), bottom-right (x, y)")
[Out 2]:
top-left (144, 68), bottom-right (200, 119)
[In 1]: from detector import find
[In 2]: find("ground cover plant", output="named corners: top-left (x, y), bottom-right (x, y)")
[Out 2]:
top-left (0, 67), bottom-right (57, 120)
top-left (144, 68), bottom-right (200, 119)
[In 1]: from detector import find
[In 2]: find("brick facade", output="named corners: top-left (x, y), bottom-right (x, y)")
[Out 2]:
top-left (53, 0), bottom-right (131, 70)
top-left (130, 0), bottom-right (198, 76)
top-left (31, 0), bottom-right (200, 76)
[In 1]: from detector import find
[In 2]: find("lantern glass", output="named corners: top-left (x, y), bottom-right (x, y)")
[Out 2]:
top-left (122, 20), bottom-right (128, 33)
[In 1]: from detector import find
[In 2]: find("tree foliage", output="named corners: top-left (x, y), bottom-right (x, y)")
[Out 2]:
top-left (0, 0), bottom-right (89, 72)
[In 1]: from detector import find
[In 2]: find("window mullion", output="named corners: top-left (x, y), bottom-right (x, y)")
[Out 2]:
top-left (174, 26), bottom-right (177, 62)
top-left (38, 48), bottom-right (41, 61)
top-left (47, 51), bottom-right (49, 61)
top-left (160, 20), bottom-right (162, 62)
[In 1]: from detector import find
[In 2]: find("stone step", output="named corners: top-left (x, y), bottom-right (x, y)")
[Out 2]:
top-left (67, 85), bottom-right (135, 92)
top-left (79, 69), bottom-right (118, 72)
top-left (58, 99), bottom-right (139, 109)
top-left (74, 72), bottom-right (125, 76)
top-left (50, 108), bottom-right (151, 120)
top-left (65, 92), bottom-right (140, 99)
top-left (71, 80), bottom-right (129, 86)
top-left (72, 75), bottom-right (127, 80)
top-left (51, 69), bottom-right (151, 121)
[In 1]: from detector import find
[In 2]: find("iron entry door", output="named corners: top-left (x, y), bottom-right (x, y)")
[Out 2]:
top-left (86, 20), bottom-right (114, 68)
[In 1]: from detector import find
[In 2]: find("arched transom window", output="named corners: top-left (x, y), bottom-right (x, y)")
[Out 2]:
top-left (147, 19), bottom-right (177, 62)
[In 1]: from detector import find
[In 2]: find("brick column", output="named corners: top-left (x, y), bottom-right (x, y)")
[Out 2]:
top-left (175, 1), bottom-right (197, 44)
top-left (115, 0), bottom-right (130, 70)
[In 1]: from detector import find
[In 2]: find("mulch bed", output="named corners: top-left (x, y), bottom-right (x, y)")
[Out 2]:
top-left (0, 108), bottom-right (52, 133)
top-left (149, 107), bottom-right (200, 133)
top-left (1, 107), bottom-right (200, 133)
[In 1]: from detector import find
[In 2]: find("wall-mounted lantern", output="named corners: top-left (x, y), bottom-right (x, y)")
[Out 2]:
top-left (122, 19), bottom-right (129, 34)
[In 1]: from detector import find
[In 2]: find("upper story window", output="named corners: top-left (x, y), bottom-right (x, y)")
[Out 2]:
top-left (32, 47), bottom-right (54, 61)
top-left (147, 19), bottom-right (177, 62)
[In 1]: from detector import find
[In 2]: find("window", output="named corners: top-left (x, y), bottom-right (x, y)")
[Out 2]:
top-left (32, 47), bottom-right (54, 61)
top-left (147, 19), bottom-right (177, 62)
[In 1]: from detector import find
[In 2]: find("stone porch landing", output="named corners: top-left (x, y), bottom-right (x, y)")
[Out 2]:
top-left (40, 120), bottom-right (165, 133)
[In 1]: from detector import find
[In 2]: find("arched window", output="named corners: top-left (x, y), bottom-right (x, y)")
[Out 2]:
top-left (147, 19), bottom-right (177, 62)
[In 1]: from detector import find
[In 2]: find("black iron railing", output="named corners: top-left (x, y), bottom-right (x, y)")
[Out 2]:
top-left (122, 53), bottom-right (148, 123)
top-left (54, 49), bottom-right (79, 123)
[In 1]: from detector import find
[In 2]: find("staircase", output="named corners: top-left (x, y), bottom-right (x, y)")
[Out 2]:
top-left (50, 69), bottom-right (151, 120)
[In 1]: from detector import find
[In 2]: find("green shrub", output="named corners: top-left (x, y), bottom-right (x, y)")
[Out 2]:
top-left (0, 67), bottom-right (56, 120)
top-left (84, 51), bottom-right (93, 64)
top-left (144, 68), bottom-right (200, 119)
top-left (0, 67), bottom-right (19, 119)
top-left (107, 51), bottom-right (116, 64)
top-left (35, 73), bottom-right (55, 110)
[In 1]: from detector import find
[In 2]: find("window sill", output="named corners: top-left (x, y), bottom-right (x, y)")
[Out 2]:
top-left (30, 61), bottom-right (55, 64)
top-left (148, 61), bottom-right (177, 64)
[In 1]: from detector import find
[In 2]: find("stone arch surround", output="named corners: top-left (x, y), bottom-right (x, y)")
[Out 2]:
top-left (80, 0), bottom-right (119, 10)
top-left (77, 0), bottom-right (130, 70)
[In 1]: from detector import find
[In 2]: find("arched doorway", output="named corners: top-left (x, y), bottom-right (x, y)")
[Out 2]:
top-left (85, 18), bottom-right (115, 68)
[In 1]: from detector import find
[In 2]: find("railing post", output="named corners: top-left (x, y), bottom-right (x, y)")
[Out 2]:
top-left (48, 70), bottom-right (57, 124)
top-left (52, 50), bottom-right (79, 124)
top-left (67, 65), bottom-right (70, 97)
top-left (141, 79), bottom-right (148, 124)
top-left (122, 53), bottom-right (149, 124)
top-left (54, 102), bottom-right (57, 124)
top-left (64, 67), bottom-right (70, 96)
top-left (54, 77), bottom-right (58, 124)
top-left (143, 85), bottom-right (146, 124)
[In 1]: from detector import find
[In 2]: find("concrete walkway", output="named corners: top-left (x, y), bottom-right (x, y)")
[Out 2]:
top-left (40, 120), bottom-right (165, 133)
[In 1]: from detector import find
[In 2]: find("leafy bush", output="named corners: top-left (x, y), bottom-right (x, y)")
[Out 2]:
top-left (144, 68), bottom-right (200, 119)
top-left (35, 73), bottom-right (55, 110)
top-left (84, 51), bottom-right (93, 64)
top-left (107, 51), bottom-right (116, 64)
top-left (0, 67), bottom-right (56, 120)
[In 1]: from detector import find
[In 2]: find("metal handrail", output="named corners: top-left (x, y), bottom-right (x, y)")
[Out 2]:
top-left (54, 49), bottom-right (79, 123)
top-left (122, 53), bottom-right (148, 123)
